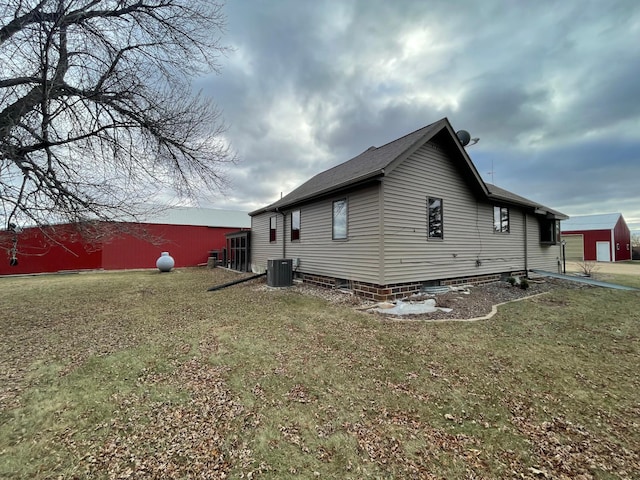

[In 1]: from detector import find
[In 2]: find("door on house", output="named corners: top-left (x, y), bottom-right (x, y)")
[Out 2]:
top-left (225, 231), bottom-right (251, 272)
top-left (596, 241), bottom-right (611, 262)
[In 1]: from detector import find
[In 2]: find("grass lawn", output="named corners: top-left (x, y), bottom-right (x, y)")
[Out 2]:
top-left (1, 268), bottom-right (639, 479)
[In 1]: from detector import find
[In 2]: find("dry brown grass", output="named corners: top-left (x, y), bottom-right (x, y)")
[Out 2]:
top-left (1, 268), bottom-right (639, 479)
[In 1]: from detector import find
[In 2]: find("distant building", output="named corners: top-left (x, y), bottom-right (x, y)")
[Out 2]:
top-left (0, 207), bottom-right (250, 275)
top-left (561, 213), bottom-right (631, 262)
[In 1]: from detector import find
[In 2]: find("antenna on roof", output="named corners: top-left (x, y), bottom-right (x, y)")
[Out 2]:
top-left (456, 130), bottom-right (480, 147)
top-left (487, 160), bottom-right (495, 184)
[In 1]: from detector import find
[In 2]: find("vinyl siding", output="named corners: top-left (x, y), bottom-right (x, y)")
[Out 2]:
top-left (250, 213), bottom-right (284, 273)
top-left (381, 142), bottom-right (551, 283)
top-left (252, 141), bottom-right (562, 284)
top-left (526, 214), bottom-right (563, 271)
top-left (252, 185), bottom-right (383, 283)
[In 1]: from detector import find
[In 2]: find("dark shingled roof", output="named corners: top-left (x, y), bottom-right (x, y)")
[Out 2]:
top-left (486, 183), bottom-right (568, 219)
top-left (250, 119), bottom-right (449, 215)
top-left (250, 118), bottom-right (567, 220)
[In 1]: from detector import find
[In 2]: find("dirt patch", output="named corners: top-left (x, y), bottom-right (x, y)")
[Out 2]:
top-left (531, 296), bottom-right (570, 307)
top-left (566, 261), bottom-right (640, 276)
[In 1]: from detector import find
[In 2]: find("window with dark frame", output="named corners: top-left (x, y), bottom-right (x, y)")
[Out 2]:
top-left (540, 218), bottom-right (560, 244)
top-left (493, 206), bottom-right (510, 233)
top-left (291, 210), bottom-right (301, 241)
top-left (332, 199), bottom-right (347, 240)
top-left (269, 216), bottom-right (277, 242)
top-left (427, 197), bottom-right (443, 239)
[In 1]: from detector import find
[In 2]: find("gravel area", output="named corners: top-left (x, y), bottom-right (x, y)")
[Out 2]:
top-left (286, 277), bottom-right (593, 321)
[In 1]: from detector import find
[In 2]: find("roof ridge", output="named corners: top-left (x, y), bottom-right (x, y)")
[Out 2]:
top-left (254, 120), bottom-right (449, 213)
top-left (372, 118), bottom-right (443, 151)
top-left (566, 212), bottom-right (621, 217)
top-left (248, 118), bottom-right (562, 218)
top-left (307, 119), bottom-right (445, 179)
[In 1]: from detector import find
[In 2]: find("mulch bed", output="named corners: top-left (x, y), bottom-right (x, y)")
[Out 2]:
top-left (288, 277), bottom-right (594, 321)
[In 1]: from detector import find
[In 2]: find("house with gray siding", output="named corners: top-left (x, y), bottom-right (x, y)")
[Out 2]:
top-left (249, 118), bottom-right (567, 300)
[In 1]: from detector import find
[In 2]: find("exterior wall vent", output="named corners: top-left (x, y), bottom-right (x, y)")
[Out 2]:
top-left (267, 258), bottom-right (293, 287)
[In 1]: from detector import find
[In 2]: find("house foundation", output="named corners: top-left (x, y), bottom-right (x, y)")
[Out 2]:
top-left (300, 271), bottom-right (527, 301)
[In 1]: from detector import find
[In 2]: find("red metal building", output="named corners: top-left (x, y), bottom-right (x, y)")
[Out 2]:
top-left (0, 207), bottom-right (249, 275)
top-left (561, 213), bottom-right (632, 262)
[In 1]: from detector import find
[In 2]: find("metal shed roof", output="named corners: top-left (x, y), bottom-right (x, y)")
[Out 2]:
top-left (141, 207), bottom-right (250, 228)
top-left (561, 213), bottom-right (622, 232)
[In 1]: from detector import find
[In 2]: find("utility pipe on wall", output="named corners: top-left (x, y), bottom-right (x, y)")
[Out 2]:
top-left (275, 208), bottom-right (286, 258)
top-left (523, 212), bottom-right (529, 275)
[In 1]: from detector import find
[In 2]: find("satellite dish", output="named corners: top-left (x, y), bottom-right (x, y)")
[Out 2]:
top-left (456, 130), bottom-right (471, 146)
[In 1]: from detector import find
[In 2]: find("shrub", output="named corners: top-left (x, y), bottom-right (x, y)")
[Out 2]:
top-left (519, 278), bottom-right (530, 290)
top-left (577, 261), bottom-right (599, 276)
top-left (506, 276), bottom-right (516, 286)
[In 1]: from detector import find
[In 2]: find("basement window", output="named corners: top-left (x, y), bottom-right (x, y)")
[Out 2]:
top-left (291, 210), bottom-right (301, 241)
top-left (540, 218), bottom-right (560, 245)
top-left (493, 206), bottom-right (510, 233)
top-left (269, 216), bottom-right (277, 243)
top-left (335, 278), bottom-right (353, 290)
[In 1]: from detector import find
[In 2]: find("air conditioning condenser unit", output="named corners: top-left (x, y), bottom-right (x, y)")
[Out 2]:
top-left (267, 258), bottom-right (293, 287)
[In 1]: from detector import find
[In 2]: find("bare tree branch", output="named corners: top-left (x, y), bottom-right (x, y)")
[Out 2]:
top-left (1, 0), bottom-right (234, 252)
top-left (0, 77), bottom-right (41, 88)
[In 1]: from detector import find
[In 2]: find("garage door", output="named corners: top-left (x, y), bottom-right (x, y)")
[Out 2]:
top-left (562, 234), bottom-right (584, 261)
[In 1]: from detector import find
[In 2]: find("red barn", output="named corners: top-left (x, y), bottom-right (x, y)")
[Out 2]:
top-left (561, 213), bottom-right (632, 262)
top-left (0, 207), bottom-right (250, 275)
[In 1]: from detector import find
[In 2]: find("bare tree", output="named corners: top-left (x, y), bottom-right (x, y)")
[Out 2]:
top-left (0, 0), bottom-right (234, 250)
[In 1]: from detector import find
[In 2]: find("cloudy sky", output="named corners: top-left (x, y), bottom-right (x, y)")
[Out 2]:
top-left (195, 0), bottom-right (640, 234)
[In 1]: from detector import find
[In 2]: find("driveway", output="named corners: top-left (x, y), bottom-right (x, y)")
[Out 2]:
top-left (566, 261), bottom-right (640, 276)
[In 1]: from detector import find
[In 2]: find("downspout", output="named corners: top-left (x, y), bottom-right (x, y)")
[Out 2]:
top-left (523, 212), bottom-right (529, 277)
top-left (377, 177), bottom-right (385, 286)
top-left (275, 208), bottom-right (286, 258)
